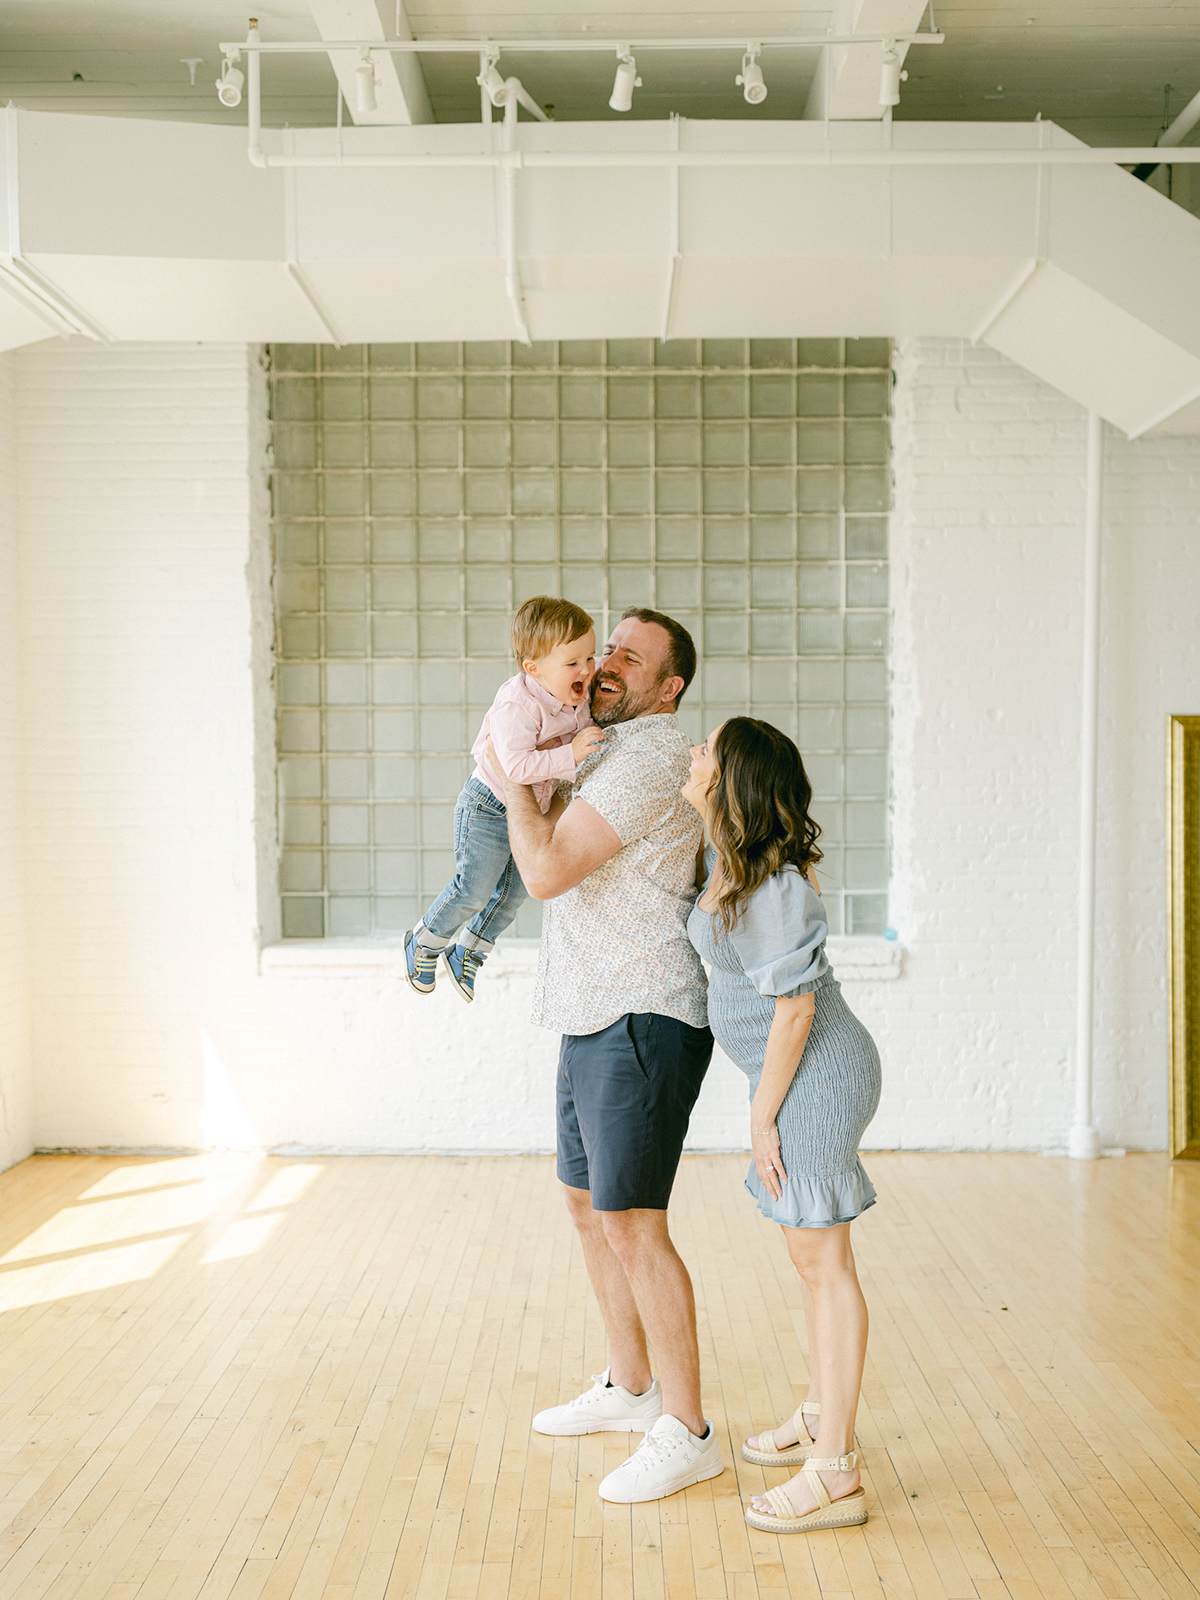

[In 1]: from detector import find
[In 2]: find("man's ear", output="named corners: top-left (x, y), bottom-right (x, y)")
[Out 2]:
top-left (659, 675), bottom-right (685, 707)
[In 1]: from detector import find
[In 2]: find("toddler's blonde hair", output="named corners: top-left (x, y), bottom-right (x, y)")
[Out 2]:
top-left (512, 595), bottom-right (595, 664)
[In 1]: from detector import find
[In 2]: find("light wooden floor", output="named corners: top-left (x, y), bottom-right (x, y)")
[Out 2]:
top-left (0, 1152), bottom-right (1197, 1600)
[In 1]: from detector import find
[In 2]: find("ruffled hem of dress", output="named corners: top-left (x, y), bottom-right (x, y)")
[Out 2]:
top-left (744, 1156), bottom-right (877, 1229)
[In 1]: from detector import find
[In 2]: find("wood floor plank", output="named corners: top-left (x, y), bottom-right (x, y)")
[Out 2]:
top-left (0, 1153), bottom-right (1196, 1599)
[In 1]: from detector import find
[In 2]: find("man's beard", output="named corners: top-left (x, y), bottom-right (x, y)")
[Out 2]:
top-left (590, 672), bottom-right (662, 727)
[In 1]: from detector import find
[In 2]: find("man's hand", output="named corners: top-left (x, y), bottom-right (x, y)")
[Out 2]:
top-left (487, 735), bottom-right (621, 899)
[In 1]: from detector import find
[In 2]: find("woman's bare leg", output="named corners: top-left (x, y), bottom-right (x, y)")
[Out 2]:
top-left (746, 1272), bottom-right (821, 1451)
top-left (749, 1222), bottom-right (867, 1516)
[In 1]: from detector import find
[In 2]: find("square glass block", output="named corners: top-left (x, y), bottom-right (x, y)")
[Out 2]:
top-left (274, 424), bottom-right (318, 470)
top-left (703, 565), bottom-right (746, 609)
top-left (279, 757), bottom-right (322, 800)
top-left (466, 566), bottom-right (508, 610)
top-left (328, 897), bottom-right (371, 936)
top-left (750, 612), bottom-right (794, 656)
top-left (418, 522), bottom-right (460, 565)
top-left (607, 421), bottom-right (651, 467)
top-left (372, 567), bottom-right (417, 610)
top-left (750, 517), bottom-right (794, 560)
top-left (281, 896), bottom-right (324, 938)
top-left (512, 472), bottom-right (555, 515)
top-left (372, 613), bottom-right (416, 655)
top-left (560, 376), bottom-right (603, 418)
top-left (845, 612), bottom-right (888, 656)
top-left (464, 472), bottom-right (507, 514)
top-left (655, 375), bottom-right (700, 418)
top-left (321, 377), bottom-right (364, 420)
top-left (607, 377), bottom-right (652, 419)
top-left (750, 421), bottom-right (793, 466)
top-left (608, 470), bottom-right (651, 514)
top-left (512, 520), bottom-right (556, 562)
top-left (374, 897), bottom-right (420, 932)
top-left (750, 338), bottom-right (794, 369)
top-left (804, 752), bottom-right (842, 799)
top-left (703, 471), bottom-right (745, 515)
top-left (656, 423), bottom-right (700, 466)
top-left (326, 757), bottom-right (369, 798)
top-left (419, 613), bottom-right (463, 655)
top-left (751, 658), bottom-right (795, 701)
top-left (325, 663), bottom-right (366, 705)
top-left (374, 804), bottom-right (417, 844)
top-left (373, 662), bottom-right (414, 704)
top-left (750, 375), bottom-right (794, 417)
top-left (328, 804), bottom-right (369, 845)
top-left (798, 612), bottom-right (841, 655)
top-left (607, 339), bottom-right (654, 367)
top-left (273, 377), bottom-right (318, 421)
top-left (464, 375), bottom-right (507, 418)
top-left (799, 338), bottom-right (841, 367)
top-left (419, 565), bottom-right (460, 610)
top-left (845, 372), bottom-right (890, 417)
top-left (279, 711), bottom-right (320, 753)
top-left (560, 340), bottom-right (603, 367)
top-left (798, 564), bottom-right (841, 608)
top-left (275, 474), bottom-right (318, 517)
top-left (371, 520), bottom-right (416, 562)
top-left (560, 472), bottom-right (603, 515)
top-left (560, 421), bottom-right (603, 467)
top-left (278, 568), bottom-right (319, 614)
top-left (704, 613), bottom-right (747, 656)
top-left (368, 376), bottom-right (414, 419)
top-left (324, 569), bottom-right (367, 612)
top-left (559, 516), bottom-right (603, 562)
top-left (415, 377), bottom-right (461, 419)
top-left (324, 521), bottom-right (366, 563)
top-left (421, 757), bottom-right (463, 798)
top-left (846, 562), bottom-right (888, 608)
top-left (467, 659), bottom-right (510, 706)
top-left (272, 344), bottom-right (316, 373)
top-left (513, 564), bottom-right (558, 604)
top-left (416, 421), bottom-right (459, 468)
top-left (276, 522), bottom-right (318, 565)
top-left (417, 472), bottom-right (461, 516)
top-left (656, 518), bottom-right (700, 560)
top-left (511, 376), bottom-right (556, 419)
top-left (463, 341), bottom-right (507, 369)
top-left (373, 756), bottom-right (415, 798)
top-left (750, 563), bottom-right (794, 608)
top-left (749, 469), bottom-right (793, 514)
top-left (845, 420), bottom-right (889, 466)
top-left (797, 469), bottom-right (840, 513)
top-left (325, 615), bottom-right (368, 656)
top-left (846, 658), bottom-right (887, 702)
top-left (798, 421), bottom-right (842, 465)
top-left (655, 339), bottom-right (699, 367)
top-left (846, 753), bottom-right (888, 798)
top-left (322, 424), bottom-right (365, 469)
top-left (415, 342), bottom-right (458, 369)
top-left (560, 564), bottom-right (605, 611)
top-left (846, 894), bottom-right (887, 935)
top-left (420, 848), bottom-right (456, 895)
top-left (846, 516), bottom-right (887, 558)
top-left (282, 802), bottom-right (322, 845)
top-left (798, 373), bottom-right (840, 416)
top-left (511, 340), bottom-right (556, 369)
top-left (609, 565), bottom-right (652, 610)
top-left (374, 851), bottom-right (417, 893)
top-left (280, 615), bottom-right (320, 656)
top-left (369, 474), bottom-right (415, 516)
top-left (704, 518), bottom-right (747, 560)
top-left (845, 800), bottom-right (887, 844)
top-left (797, 659), bottom-right (842, 701)
top-left (656, 566), bottom-right (699, 610)
top-left (609, 519), bottom-right (650, 562)
top-left (845, 338), bottom-right (890, 368)
top-left (845, 704), bottom-right (887, 749)
top-left (278, 664), bottom-right (320, 706)
top-left (703, 423), bottom-right (745, 466)
top-left (369, 344), bottom-right (413, 370)
top-left (798, 705), bottom-right (841, 748)
top-left (466, 613), bottom-right (511, 654)
top-left (419, 708), bottom-right (464, 753)
top-left (702, 660), bottom-right (747, 701)
top-left (656, 471), bottom-right (700, 514)
top-left (702, 376), bottom-right (746, 418)
top-left (845, 467), bottom-right (889, 513)
top-left (702, 339), bottom-right (746, 367)
top-left (513, 901), bottom-right (544, 938)
top-left (465, 519), bottom-right (509, 563)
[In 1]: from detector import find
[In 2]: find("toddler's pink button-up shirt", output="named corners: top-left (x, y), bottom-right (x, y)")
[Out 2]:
top-left (472, 672), bottom-right (593, 813)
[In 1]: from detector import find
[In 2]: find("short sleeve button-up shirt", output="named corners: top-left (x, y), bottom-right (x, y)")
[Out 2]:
top-left (531, 712), bottom-right (709, 1037)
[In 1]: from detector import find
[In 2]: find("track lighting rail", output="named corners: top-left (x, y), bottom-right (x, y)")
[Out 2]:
top-left (219, 33), bottom-right (948, 55)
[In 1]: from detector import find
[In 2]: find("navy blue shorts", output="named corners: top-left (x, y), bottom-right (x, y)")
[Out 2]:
top-left (556, 1013), bottom-right (714, 1212)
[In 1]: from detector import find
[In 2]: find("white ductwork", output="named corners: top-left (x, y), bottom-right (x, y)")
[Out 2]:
top-left (1, 109), bottom-right (1199, 437)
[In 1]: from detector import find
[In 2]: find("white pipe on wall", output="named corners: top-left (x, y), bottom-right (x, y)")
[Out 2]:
top-left (1068, 409), bottom-right (1104, 1161)
top-left (502, 97), bottom-right (532, 345)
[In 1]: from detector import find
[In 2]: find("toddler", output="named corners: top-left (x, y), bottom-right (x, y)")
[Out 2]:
top-left (404, 595), bottom-right (603, 1002)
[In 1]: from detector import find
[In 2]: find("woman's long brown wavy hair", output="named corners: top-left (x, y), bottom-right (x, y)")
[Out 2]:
top-left (706, 717), bottom-right (823, 933)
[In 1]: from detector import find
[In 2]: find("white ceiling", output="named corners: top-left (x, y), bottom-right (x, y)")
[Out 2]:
top-left (0, 0), bottom-right (1199, 141)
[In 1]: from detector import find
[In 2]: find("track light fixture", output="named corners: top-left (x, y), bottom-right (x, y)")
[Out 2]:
top-left (215, 53), bottom-right (243, 108)
top-left (609, 47), bottom-right (641, 113)
top-left (736, 46), bottom-right (767, 105)
top-left (476, 48), bottom-right (512, 107)
top-left (355, 47), bottom-right (377, 113)
top-left (879, 41), bottom-right (908, 107)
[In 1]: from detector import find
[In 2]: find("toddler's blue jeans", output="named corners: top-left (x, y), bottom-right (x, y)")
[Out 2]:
top-left (418, 775), bottom-right (528, 952)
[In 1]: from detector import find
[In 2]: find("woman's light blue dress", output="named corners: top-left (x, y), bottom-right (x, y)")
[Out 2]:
top-left (687, 851), bottom-right (881, 1228)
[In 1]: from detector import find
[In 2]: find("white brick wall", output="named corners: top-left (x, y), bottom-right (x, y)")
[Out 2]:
top-left (0, 351), bottom-right (33, 1173)
top-left (10, 338), bottom-right (1200, 1163)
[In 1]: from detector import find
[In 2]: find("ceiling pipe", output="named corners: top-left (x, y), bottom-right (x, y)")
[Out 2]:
top-left (1133, 84), bottom-right (1200, 180)
top-left (221, 31), bottom-right (948, 55)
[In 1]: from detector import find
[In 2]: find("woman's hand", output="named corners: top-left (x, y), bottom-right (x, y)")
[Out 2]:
top-left (751, 1118), bottom-right (787, 1200)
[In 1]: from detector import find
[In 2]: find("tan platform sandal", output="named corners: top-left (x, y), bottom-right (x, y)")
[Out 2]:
top-left (744, 1451), bottom-right (868, 1534)
top-left (740, 1400), bottom-right (820, 1467)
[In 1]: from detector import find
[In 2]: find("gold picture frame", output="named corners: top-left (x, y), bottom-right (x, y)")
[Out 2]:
top-left (1168, 715), bottom-right (1200, 1159)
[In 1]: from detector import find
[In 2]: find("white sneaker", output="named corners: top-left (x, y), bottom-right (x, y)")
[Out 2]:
top-left (597, 1415), bottom-right (725, 1503)
top-left (532, 1368), bottom-right (662, 1436)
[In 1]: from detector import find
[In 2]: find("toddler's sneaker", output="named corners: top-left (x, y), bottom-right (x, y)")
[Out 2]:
top-left (598, 1415), bottom-right (724, 1503)
top-left (532, 1369), bottom-right (662, 1436)
top-left (444, 944), bottom-right (486, 1003)
top-left (404, 930), bottom-right (439, 994)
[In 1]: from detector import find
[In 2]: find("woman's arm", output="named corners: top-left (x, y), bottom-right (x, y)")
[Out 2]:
top-left (749, 992), bottom-right (816, 1200)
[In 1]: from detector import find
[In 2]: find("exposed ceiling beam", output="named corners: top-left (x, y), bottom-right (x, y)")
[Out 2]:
top-left (308, 0), bottom-right (433, 126)
top-left (804, 0), bottom-right (931, 121)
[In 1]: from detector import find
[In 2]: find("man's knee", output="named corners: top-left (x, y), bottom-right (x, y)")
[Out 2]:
top-left (600, 1208), bottom-right (666, 1266)
top-left (562, 1184), bottom-right (596, 1230)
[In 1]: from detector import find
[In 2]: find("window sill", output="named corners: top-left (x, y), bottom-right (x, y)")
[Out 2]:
top-left (259, 934), bottom-right (903, 981)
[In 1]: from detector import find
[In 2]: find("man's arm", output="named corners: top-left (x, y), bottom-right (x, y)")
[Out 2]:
top-left (501, 780), bottom-right (622, 900)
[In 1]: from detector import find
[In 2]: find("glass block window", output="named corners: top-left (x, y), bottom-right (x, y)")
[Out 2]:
top-left (270, 338), bottom-right (891, 941)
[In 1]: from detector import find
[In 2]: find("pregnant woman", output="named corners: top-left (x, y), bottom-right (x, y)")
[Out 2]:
top-left (682, 717), bottom-right (881, 1534)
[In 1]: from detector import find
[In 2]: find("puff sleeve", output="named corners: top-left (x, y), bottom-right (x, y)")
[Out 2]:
top-left (728, 868), bottom-right (829, 998)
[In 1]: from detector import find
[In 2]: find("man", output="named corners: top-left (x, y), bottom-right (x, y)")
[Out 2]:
top-left (494, 607), bottom-right (723, 1505)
